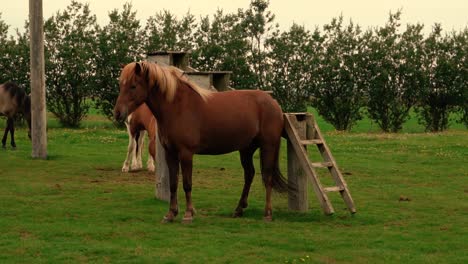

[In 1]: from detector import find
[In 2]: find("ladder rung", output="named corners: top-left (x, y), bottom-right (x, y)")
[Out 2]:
top-left (323, 186), bottom-right (344, 192)
top-left (301, 139), bottom-right (323, 145)
top-left (311, 162), bottom-right (333, 168)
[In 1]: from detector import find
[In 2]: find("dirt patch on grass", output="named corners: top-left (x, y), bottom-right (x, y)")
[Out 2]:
top-left (399, 195), bottom-right (412, 202)
top-left (94, 166), bottom-right (115, 171)
top-left (19, 230), bottom-right (33, 239)
top-left (105, 171), bottom-right (155, 184)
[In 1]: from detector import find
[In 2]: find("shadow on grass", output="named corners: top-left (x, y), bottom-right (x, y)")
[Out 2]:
top-left (211, 206), bottom-right (329, 223)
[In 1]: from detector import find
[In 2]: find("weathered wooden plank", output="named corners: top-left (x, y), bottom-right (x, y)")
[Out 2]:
top-left (323, 186), bottom-right (344, 192)
top-left (287, 117), bottom-right (308, 212)
top-left (301, 139), bottom-right (323, 145)
top-left (311, 162), bottom-right (333, 168)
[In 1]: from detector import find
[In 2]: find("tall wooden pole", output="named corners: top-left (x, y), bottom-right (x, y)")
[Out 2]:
top-left (29, 0), bottom-right (47, 159)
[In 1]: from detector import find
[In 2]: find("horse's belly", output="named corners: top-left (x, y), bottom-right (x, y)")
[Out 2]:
top-left (197, 147), bottom-right (237, 155)
top-left (196, 127), bottom-right (257, 155)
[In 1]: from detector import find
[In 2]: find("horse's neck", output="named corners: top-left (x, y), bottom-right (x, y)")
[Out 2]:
top-left (146, 84), bottom-right (198, 125)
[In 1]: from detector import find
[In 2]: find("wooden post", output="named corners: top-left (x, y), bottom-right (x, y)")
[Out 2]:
top-left (287, 115), bottom-right (308, 211)
top-left (29, 0), bottom-right (47, 159)
top-left (155, 133), bottom-right (170, 201)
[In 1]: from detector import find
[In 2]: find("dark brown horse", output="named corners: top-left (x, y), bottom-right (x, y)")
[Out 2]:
top-left (0, 82), bottom-right (31, 149)
top-left (114, 62), bottom-right (289, 223)
top-left (122, 103), bottom-right (157, 173)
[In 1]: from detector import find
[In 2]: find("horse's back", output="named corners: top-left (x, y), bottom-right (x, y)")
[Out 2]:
top-left (196, 90), bottom-right (283, 154)
top-left (206, 90), bottom-right (283, 128)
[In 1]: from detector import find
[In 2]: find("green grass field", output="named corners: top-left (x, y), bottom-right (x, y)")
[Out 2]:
top-left (0, 111), bottom-right (466, 263)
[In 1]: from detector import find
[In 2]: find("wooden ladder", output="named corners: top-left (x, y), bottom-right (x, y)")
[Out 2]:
top-left (284, 113), bottom-right (356, 215)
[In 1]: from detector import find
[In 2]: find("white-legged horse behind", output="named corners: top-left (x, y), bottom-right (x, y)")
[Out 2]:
top-left (121, 104), bottom-right (157, 172)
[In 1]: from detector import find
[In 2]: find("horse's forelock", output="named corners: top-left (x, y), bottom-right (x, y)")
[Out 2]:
top-left (119, 62), bottom-right (137, 85)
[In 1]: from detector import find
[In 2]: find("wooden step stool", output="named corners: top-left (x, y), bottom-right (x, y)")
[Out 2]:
top-left (284, 113), bottom-right (356, 215)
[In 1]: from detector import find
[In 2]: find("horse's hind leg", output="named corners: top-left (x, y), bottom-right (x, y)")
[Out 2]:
top-left (131, 131), bottom-right (144, 170)
top-left (260, 144), bottom-right (279, 222)
top-left (136, 130), bottom-right (145, 170)
top-left (233, 146), bottom-right (257, 217)
top-left (162, 151), bottom-right (180, 223)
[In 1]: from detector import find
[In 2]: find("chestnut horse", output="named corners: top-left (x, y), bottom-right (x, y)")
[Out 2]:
top-left (122, 103), bottom-right (157, 173)
top-left (0, 82), bottom-right (31, 149)
top-left (114, 62), bottom-right (289, 223)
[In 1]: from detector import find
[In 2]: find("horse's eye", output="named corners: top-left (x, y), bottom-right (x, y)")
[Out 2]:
top-left (130, 85), bottom-right (136, 90)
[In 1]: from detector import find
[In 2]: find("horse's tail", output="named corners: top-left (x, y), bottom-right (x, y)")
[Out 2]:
top-left (281, 126), bottom-right (288, 139)
top-left (270, 166), bottom-right (290, 194)
top-left (260, 145), bottom-right (293, 194)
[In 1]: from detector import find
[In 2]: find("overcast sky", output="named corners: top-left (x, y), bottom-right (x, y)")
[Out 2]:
top-left (1, 0), bottom-right (467, 36)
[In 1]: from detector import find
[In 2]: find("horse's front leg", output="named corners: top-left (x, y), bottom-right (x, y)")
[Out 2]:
top-left (180, 150), bottom-right (195, 223)
top-left (8, 118), bottom-right (15, 149)
top-left (233, 147), bottom-right (256, 217)
top-left (162, 151), bottom-right (180, 223)
top-left (1, 120), bottom-right (9, 148)
top-left (3, 118), bottom-right (16, 149)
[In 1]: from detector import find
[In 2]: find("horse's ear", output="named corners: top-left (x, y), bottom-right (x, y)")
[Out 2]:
top-left (135, 62), bottom-right (142, 75)
top-left (120, 63), bottom-right (126, 69)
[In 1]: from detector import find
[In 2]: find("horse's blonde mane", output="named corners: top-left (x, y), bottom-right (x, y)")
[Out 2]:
top-left (120, 62), bottom-right (212, 102)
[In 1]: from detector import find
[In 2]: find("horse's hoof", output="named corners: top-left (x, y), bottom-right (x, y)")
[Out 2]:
top-left (161, 216), bottom-right (175, 223)
top-left (131, 163), bottom-right (143, 171)
top-left (232, 209), bottom-right (243, 218)
top-left (263, 216), bottom-right (273, 222)
top-left (181, 216), bottom-right (193, 224)
top-left (122, 167), bottom-right (129, 173)
top-left (11, 146), bottom-right (16, 150)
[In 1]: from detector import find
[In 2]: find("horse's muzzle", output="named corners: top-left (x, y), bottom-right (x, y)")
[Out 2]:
top-left (114, 107), bottom-right (128, 122)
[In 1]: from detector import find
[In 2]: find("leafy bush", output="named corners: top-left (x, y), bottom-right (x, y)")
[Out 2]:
top-left (93, 3), bottom-right (144, 124)
top-left (191, 10), bottom-right (256, 89)
top-left (0, 4), bottom-right (466, 133)
top-left (312, 17), bottom-right (367, 130)
top-left (266, 24), bottom-right (317, 112)
top-left (44, 1), bottom-right (97, 127)
top-left (0, 14), bottom-right (30, 89)
top-left (416, 25), bottom-right (466, 131)
top-left (364, 11), bottom-right (423, 132)
top-left (144, 10), bottom-right (195, 52)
